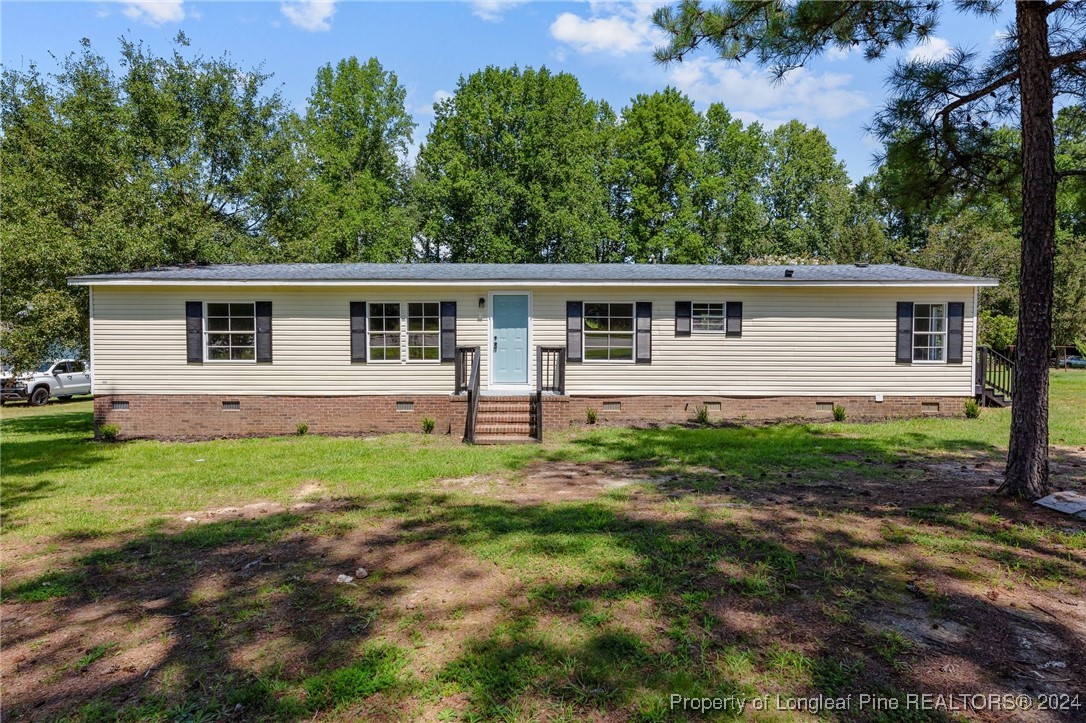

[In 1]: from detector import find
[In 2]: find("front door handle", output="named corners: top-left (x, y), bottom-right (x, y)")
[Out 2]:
top-left (493, 336), bottom-right (498, 352)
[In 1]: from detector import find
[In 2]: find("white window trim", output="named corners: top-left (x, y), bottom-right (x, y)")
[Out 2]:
top-left (365, 301), bottom-right (443, 364)
top-left (203, 302), bottom-right (257, 364)
top-left (912, 302), bottom-right (947, 364)
top-left (583, 301), bottom-right (636, 364)
top-left (691, 301), bottom-right (727, 334)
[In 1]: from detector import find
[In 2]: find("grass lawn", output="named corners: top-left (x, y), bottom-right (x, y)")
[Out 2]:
top-left (2, 373), bottom-right (1084, 721)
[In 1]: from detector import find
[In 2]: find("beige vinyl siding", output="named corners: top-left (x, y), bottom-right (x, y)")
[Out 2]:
top-left (530, 286), bottom-right (976, 396)
top-left (90, 284), bottom-right (976, 397)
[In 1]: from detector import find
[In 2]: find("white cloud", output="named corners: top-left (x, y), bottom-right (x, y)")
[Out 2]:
top-left (118, 0), bottom-right (185, 26)
top-left (281, 0), bottom-right (337, 32)
top-left (549, 2), bottom-right (666, 56)
top-left (906, 36), bottom-right (952, 63)
top-left (470, 0), bottom-right (528, 22)
top-left (826, 45), bottom-right (858, 62)
top-left (432, 89), bottom-right (452, 104)
top-left (668, 57), bottom-right (871, 124)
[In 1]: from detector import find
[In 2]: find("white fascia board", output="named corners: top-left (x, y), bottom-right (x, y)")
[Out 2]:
top-left (68, 278), bottom-right (1000, 288)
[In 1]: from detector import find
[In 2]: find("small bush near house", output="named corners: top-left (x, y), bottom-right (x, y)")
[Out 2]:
top-left (694, 405), bottom-right (711, 425)
top-left (296, 422), bottom-right (309, 435)
top-left (964, 399), bottom-right (982, 419)
top-left (421, 417), bottom-right (436, 434)
top-left (832, 404), bottom-right (847, 422)
top-left (98, 424), bottom-right (119, 442)
top-left (586, 408), bottom-right (598, 425)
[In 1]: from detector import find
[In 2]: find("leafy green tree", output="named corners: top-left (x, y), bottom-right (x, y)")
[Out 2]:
top-left (416, 66), bottom-right (607, 262)
top-left (696, 103), bottom-right (768, 261)
top-left (826, 178), bottom-right (901, 264)
top-left (979, 310), bottom-right (1017, 353)
top-left (288, 57), bottom-right (416, 262)
top-left (612, 88), bottom-right (705, 262)
top-left (762, 120), bottom-right (851, 258)
top-left (1, 35), bottom-right (299, 371)
top-left (653, 0), bottom-right (1086, 499)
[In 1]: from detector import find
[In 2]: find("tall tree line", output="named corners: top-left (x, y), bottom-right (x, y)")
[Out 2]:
top-left (2, 34), bottom-right (1084, 380)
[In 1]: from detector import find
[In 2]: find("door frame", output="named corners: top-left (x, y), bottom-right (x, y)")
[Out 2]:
top-left (487, 290), bottom-right (533, 391)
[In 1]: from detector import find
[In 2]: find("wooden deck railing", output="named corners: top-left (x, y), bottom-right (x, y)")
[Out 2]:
top-left (456, 346), bottom-right (481, 442)
top-left (976, 346), bottom-right (1014, 405)
top-left (534, 346), bottom-right (566, 441)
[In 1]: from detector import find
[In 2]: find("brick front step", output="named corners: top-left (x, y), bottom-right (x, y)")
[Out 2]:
top-left (476, 423), bottom-right (534, 436)
top-left (474, 434), bottom-right (539, 445)
top-left (477, 403), bottom-right (533, 413)
top-left (477, 411), bottom-right (533, 423)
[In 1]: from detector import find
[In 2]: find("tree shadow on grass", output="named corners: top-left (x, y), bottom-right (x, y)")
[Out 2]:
top-left (3, 421), bottom-right (1085, 721)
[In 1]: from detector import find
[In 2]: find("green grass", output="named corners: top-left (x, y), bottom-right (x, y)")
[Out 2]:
top-left (1, 373), bottom-right (1083, 721)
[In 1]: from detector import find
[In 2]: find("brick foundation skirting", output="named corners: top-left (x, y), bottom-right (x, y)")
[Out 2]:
top-left (93, 393), bottom-right (973, 440)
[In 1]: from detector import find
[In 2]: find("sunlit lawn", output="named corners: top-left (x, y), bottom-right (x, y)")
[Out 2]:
top-left (1, 372), bottom-right (1083, 721)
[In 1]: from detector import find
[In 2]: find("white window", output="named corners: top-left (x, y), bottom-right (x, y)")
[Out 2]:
top-left (368, 303), bottom-right (402, 361)
top-left (692, 302), bottom-right (726, 332)
top-left (913, 303), bottom-right (946, 362)
top-left (206, 303), bottom-right (256, 361)
top-left (584, 302), bottom-right (634, 362)
top-left (407, 302), bottom-right (441, 361)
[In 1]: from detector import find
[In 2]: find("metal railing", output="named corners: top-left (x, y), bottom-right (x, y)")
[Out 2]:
top-left (976, 346), bottom-right (1014, 402)
top-left (456, 346), bottom-right (481, 443)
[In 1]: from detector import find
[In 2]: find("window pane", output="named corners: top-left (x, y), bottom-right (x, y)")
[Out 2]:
top-left (584, 303), bottom-right (607, 317)
top-left (232, 347), bottom-right (255, 360)
top-left (610, 347), bottom-right (633, 360)
top-left (610, 333), bottom-right (634, 348)
top-left (231, 316), bottom-right (254, 331)
top-left (232, 334), bottom-right (254, 347)
top-left (230, 303), bottom-right (254, 317)
top-left (384, 303), bottom-right (400, 317)
top-left (208, 347), bottom-right (230, 360)
top-left (207, 317), bottom-right (229, 331)
top-left (611, 317), bottom-right (634, 332)
top-left (585, 347), bottom-right (609, 360)
top-left (208, 334), bottom-right (231, 348)
top-left (584, 316), bottom-right (607, 331)
top-left (408, 303), bottom-right (422, 317)
top-left (610, 303), bottom-right (633, 317)
top-left (915, 317), bottom-right (930, 332)
top-left (207, 303), bottom-right (229, 317)
top-left (424, 317), bottom-right (439, 332)
top-left (408, 316), bottom-right (423, 331)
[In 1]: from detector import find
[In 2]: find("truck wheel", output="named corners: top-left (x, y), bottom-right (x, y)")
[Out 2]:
top-left (57, 395), bottom-right (73, 401)
top-left (29, 387), bottom-right (50, 406)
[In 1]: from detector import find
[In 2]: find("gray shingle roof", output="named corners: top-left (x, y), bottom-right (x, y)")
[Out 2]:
top-left (69, 263), bottom-right (997, 286)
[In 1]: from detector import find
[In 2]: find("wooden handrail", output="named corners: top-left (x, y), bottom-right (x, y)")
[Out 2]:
top-left (534, 346), bottom-right (566, 442)
top-left (458, 346), bottom-right (481, 443)
top-left (977, 346), bottom-right (1014, 402)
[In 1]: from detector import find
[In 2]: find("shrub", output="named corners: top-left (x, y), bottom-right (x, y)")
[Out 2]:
top-left (98, 424), bottom-right (119, 442)
top-left (832, 404), bottom-right (847, 422)
top-left (421, 417), bottom-right (436, 434)
top-left (586, 408), bottom-right (598, 425)
top-left (694, 404), bottom-right (710, 425)
top-left (964, 399), bottom-right (982, 419)
top-left (296, 422), bottom-right (309, 435)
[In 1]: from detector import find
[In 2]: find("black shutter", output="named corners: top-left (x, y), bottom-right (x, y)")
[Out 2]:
top-left (350, 302), bottom-right (367, 363)
top-left (566, 301), bottom-right (583, 363)
top-left (255, 301), bottom-right (272, 363)
top-left (440, 301), bottom-right (457, 362)
top-left (726, 301), bottom-right (743, 337)
top-left (186, 301), bottom-right (203, 363)
top-left (896, 302), bottom-right (914, 364)
top-left (947, 301), bottom-right (964, 364)
top-left (635, 302), bottom-right (652, 363)
top-left (675, 301), bottom-right (691, 336)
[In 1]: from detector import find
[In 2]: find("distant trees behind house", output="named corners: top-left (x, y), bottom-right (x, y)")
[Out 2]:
top-left (2, 34), bottom-right (1084, 367)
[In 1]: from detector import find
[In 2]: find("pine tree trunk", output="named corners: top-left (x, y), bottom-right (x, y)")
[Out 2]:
top-left (1002, 1), bottom-right (1055, 500)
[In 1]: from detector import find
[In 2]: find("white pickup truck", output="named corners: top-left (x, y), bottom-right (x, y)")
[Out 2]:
top-left (1, 359), bottom-right (92, 406)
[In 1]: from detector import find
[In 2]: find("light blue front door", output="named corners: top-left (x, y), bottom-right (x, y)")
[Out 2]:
top-left (492, 294), bottom-right (529, 385)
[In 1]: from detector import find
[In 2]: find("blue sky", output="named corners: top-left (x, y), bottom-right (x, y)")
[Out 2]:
top-left (1, 1), bottom-right (1016, 180)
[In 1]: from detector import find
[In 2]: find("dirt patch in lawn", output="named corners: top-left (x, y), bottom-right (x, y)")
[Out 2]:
top-left (3, 446), bottom-right (1085, 721)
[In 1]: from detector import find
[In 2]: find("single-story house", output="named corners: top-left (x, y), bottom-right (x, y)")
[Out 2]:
top-left (69, 263), bottom-right (999, 442)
